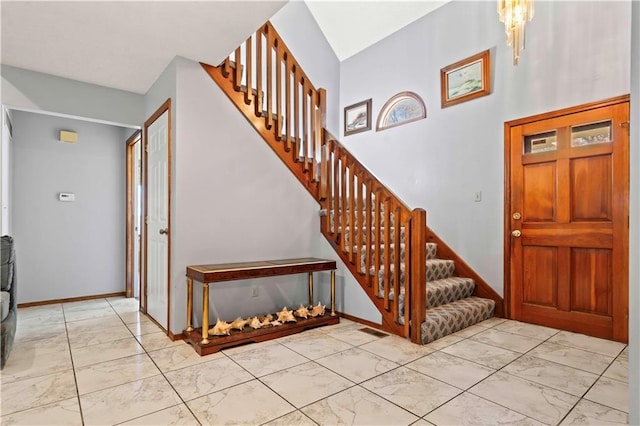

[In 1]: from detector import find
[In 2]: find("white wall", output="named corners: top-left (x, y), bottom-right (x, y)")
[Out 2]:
top-left (12, 111), bottom-right (127, 303)
top-left (339, 0), bottom-right (631, 295)
top-left (1, 65), bottom-right (144, 128)
top-left (271, 1), bottom-right (341, 134)
top-left (628, 1), bottom-right (639, 422)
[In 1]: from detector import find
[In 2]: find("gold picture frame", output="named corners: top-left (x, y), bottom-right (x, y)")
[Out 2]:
top-left (440, 50), bottom-right (491, 108)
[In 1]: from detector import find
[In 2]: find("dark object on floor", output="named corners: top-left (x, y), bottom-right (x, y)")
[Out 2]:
top-left (359, 327), bottom-right (389, 338)
top-left (1, 235), bottom-right (16, 369)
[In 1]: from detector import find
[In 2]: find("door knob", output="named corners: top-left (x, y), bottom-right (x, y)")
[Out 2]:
top-left (512, 212), bottom-right (521, 220)
top-left (511, 230), bottom-right (521, 238)
top-left (159, 228), bottom-right (168, 235)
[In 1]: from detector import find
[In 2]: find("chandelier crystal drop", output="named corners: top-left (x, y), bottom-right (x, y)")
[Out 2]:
top-left (498, 0), bottom-right (534, 65)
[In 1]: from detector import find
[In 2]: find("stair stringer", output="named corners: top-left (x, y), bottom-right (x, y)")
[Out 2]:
top-left (201, 62), bottom-right (320, 202)
top-left (426, 227), bottom-right (504, 317)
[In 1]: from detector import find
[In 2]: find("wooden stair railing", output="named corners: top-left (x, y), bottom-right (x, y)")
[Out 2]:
top-left (202, 22), bottom-right (325, 201)
top-left (319, 131), bottom-right (427, 339)
top-left (202, 21), bottom-right (428, 342)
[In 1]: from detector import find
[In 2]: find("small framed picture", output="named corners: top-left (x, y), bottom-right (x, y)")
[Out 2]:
top-left (440, 50), bottom-right (491, 108)
top-left (344, 99), bottom-right (372, 136)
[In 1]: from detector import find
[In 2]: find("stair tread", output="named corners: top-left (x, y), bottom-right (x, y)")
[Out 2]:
top-left (352, 242), bottom-right (438, 252)
top-left (376, 258), bottom-right (454, 269)
top-left (377, 276), bottom-right (475, 307)
top-left (427, 277), bottom-right (476, 308)
top-left (421, 296), bottom-right (495, 344)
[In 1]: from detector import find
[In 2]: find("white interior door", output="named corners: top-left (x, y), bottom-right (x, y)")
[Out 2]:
top-left (146, 109), bottom-right (169, 330)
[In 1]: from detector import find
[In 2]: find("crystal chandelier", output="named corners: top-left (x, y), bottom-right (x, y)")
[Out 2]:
top-left (498, 0), bottom-right (534, 65)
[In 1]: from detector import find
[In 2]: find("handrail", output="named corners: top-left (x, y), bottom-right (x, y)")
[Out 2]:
top-left (207, 20), bottom-right (427, 342)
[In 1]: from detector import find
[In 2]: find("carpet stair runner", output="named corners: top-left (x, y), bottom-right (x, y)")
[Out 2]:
top-left (337, 211), bottom-right (495, 344)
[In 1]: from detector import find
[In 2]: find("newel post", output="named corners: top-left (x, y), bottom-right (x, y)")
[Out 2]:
top-left (410, 208), bottom-right (427, 344)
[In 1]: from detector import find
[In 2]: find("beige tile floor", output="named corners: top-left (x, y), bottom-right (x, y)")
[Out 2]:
top-left (0, 297), bottom-right (629, 425)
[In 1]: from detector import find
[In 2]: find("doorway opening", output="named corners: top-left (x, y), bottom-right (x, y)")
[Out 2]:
top-left (126, 130), bottom-right (142, 303)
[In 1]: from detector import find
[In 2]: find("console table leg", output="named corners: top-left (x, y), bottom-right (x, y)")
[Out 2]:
top-left (308, 272), bottom-right (314, 307)
top-left (330, 270), bottom-right (336, 316)
top-left (186, 278), bottom-right (194, 332)
top-left (201, 283), bottom-right (210, 344)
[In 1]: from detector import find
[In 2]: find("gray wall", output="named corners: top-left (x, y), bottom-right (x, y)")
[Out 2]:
top-left (1, 65), bottom-right (144, 127)
top-left (12, 111), bottom-right (127, 303)
top-left (168, 58), bottom-right (323, 333)
top-left (628, 0), bottom-right (639, 422)
top-left (339, 0), bottom-right (631, 296)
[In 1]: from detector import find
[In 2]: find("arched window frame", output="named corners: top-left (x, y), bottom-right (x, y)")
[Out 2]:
top-left (376, 91), bottom-right (427, 132)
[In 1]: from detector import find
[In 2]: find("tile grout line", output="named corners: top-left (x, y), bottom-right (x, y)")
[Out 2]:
top-left (60, 298), bottom-right (197, 425)
top-left (108, 297), bottom-right (205, 426)
top-left (62, 300), bottom-right (87, 426)
top-left (419, 324), bottom-right (564, 425)
top-left (431, 324), bottom-right (629, 425)
top-left (12, 302), bottom-right (629, 426)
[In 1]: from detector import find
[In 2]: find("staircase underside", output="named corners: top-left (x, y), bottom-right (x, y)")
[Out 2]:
top-left (201, 21), bottom-right (503, 345)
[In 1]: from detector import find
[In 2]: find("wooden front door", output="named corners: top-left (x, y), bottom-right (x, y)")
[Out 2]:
top-left (506, 96), bottom-right (629, 342)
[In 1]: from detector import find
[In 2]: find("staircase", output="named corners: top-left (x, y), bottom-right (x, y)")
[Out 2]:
top-left (202, 21), bottom-right (503, 344)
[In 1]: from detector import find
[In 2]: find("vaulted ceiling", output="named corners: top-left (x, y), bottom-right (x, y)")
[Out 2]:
top-left (1, 1), bottom-right (449, 94)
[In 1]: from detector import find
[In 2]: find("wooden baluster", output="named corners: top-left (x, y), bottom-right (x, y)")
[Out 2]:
top-left (319, 132), bottom-right (330, 203)
top-left (373, 189), bottom-right (382, 298)
top-left (265, 29), bottom-right (273, 130)
top-left (234, 47), bottom-right (242, 91)
top-left (317, 89), bottom-right (327, 189)
top-left (302, 80), bottom-right (309, 170)
top-left (402, 217), bottom-right (411, 336)
top-left (244, 38), bottom-right (252, 106)
top-left (340, 154), bottom-right (348, 253)
top-left (333, 146), bottom-right (340, 236)
top-left (348, 165), bottom-right (356, 265)
top-left (383, 197), bottom-right (391, 311)
top-left (275, 41), bottom-right (283, 140)
top-left (410, 209), bottom-right (427, 344)
top-left (365, 181), bottom-right (373, 287)
top-left (392, 206), bottom-right (402, 324)
top-left (293, 69), bottom-right (299, 161)
top-left (255, 29), bottom-right (263, 118)
top-left (355, 171), bottom-right (363, 273)
top-left (222, 57), bottom-right (231, 78)
top-left (311, 91), bottom-right (317, 181)
top-left (284, 54), bottom-right (291, 152)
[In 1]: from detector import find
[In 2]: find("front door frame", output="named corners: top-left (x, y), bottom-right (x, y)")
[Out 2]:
top-left (143, 99), bottom-right (172, 332)
top-left (503, 94), bottom-right (630, 338)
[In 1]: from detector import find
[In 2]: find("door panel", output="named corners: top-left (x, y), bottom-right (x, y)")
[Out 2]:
top-left (507, 97), bottom-right (629, 342)
top-left (570, 155), bottom-right (612, 221)
top-left (523, 162), bottom-right (556, 222)
top-left (570, 248), bottom-right (612, 315)
top-left (522, 246), bottom-right (557, 307)
top-left (144, 101), bottom-right (171, 332)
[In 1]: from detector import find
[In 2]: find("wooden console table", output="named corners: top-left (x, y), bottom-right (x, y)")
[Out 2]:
top-left (184, 257), bottom-right (338, 355)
